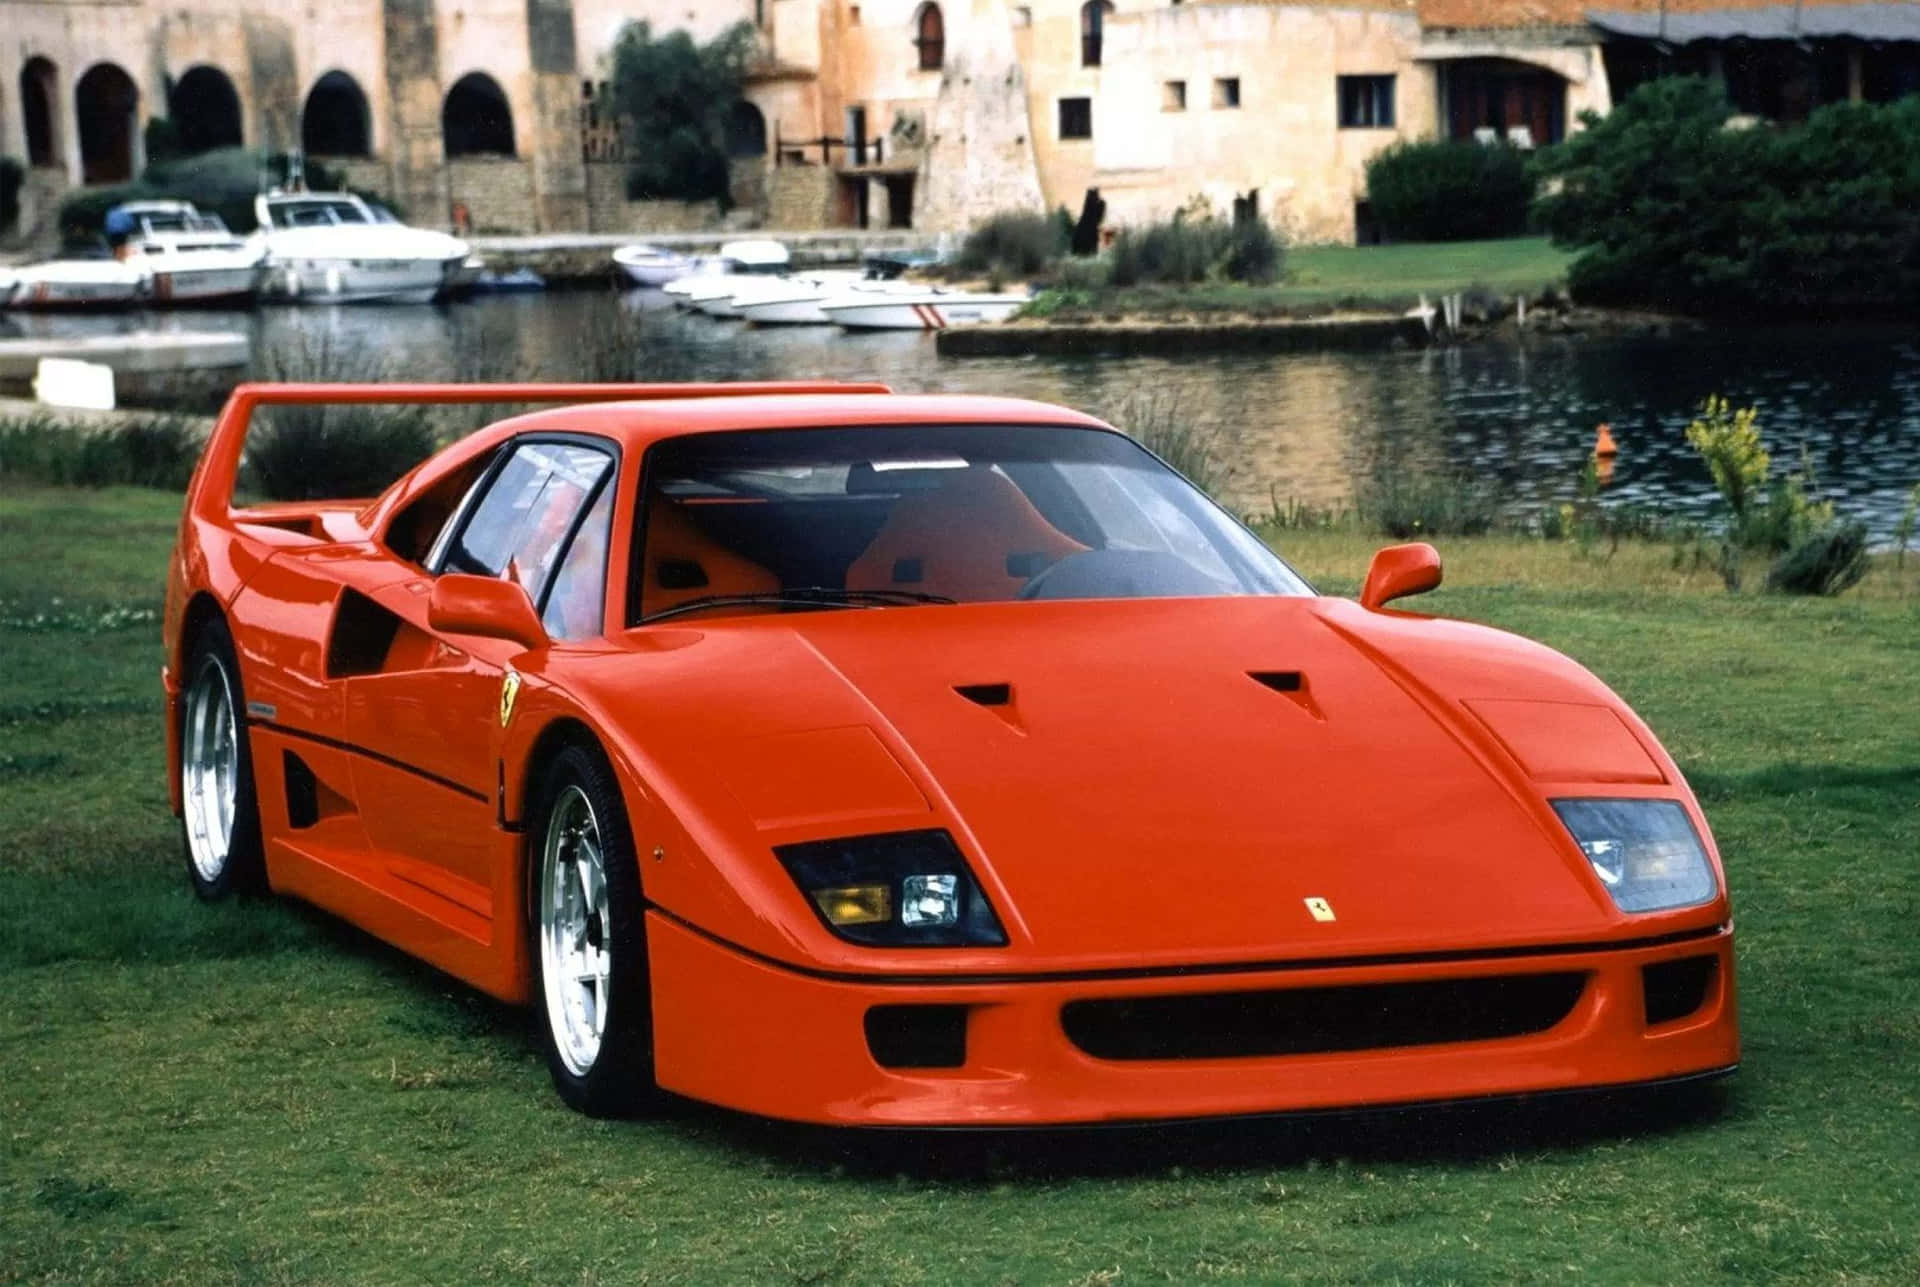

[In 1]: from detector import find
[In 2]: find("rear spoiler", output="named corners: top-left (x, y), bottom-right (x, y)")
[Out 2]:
top-left (189, 380), bottom-right (892, 524)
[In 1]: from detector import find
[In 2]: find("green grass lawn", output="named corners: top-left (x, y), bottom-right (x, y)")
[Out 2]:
top-left (3, 483), bottom-right (1917, 1285)
top-left (1023, 238), bottom-right (1573, 321)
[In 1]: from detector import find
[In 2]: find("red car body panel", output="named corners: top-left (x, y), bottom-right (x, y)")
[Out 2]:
top-left (163, 383), bottom-right (1738, 1126)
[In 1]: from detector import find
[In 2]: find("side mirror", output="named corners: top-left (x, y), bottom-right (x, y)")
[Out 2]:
top-left (429, 573), bottom-right (549, 651)
top-left (1360, 542), bottom-right (1443, 611)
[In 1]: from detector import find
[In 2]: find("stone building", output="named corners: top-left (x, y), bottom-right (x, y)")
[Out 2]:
top-left (6, 0), bottom-right (1917, 243)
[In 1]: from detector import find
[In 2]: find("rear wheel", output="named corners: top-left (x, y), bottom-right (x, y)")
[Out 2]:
top-left (179, 618), bottom-right (265, 899)
top-left (532, 742), bottom-right (658, 1116)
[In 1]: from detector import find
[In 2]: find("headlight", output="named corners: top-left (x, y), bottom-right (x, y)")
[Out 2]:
top-left (775, 829), bottom-right (1008, 947)
top-left (1553, 799), bottom-right (1718, 913)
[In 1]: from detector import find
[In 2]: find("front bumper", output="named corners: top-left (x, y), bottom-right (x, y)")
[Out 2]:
top-left (646, 913), bottom-right (1739, 1127)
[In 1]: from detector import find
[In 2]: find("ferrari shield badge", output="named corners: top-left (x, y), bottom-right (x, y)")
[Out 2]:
top-left (1304, 896), bottom-right (1336, 923)
top-left (499, 669), bottom-right (521, 727)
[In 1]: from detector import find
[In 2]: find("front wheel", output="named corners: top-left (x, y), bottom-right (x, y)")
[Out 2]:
top-left (532, 743), bottom-right (658, 1116)
top-left (179, 618), bottom-right (265, 899)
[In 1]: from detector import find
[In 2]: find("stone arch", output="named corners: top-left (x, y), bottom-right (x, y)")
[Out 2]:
top-left (442, 71), bottom-right (514, 158)
top-left (20, 57), bottom-right (58, 168)
top-left (169, 65), bottom-right (244, 155)
top-left (726, 100), bottom-right (766, 157)
top-left (303, 70), bottom-right (371, 157)
top-left (76, 62), bottom-right (139, 184)
top-left (914, 3), bottom-right (945, 72)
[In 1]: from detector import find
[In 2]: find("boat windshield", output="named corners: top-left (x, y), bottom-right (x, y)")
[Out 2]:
top-left (269, 199), bottom-right (372, 229)
top-left (630, 424), bottom-right (1310, 624)
top-left (139, 212), bottom-right (230, 234)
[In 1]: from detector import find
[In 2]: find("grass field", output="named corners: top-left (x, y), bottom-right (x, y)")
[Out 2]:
top-left (2, 483), bottom-right (1916, 1285)
top-left (1024, 238), bottom-right (1574, 321)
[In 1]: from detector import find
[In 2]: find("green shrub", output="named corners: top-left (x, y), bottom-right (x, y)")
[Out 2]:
top-left (953, 210), bottom-right (1068, 279)
top-left (1533, 78), bottom-right (1920, 316)
top-left (1223, 216), bottom-right (1283, 285)
top-left (0, 156), bottom-right (24, 232)
top-left (1767, 521), bottom-right (1870, 596)
top-left (1364, 140), bottom-right (1533, 242)
top-left (246, 407), bottom-right (436, 501)
top-left (1105, 214), bottom-right (1284, 287)
top-left (614, 21), bottom-right (756, 208)
top-left (56, 150), bottom-right (367, 241)
top-left (1360, 470), bottom-right (1500, 539)
top-left (0, 416), bottom-right (198, 490)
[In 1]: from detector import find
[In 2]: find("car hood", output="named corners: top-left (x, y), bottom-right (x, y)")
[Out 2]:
top-left (584, 596), bottom-right (1687, 972)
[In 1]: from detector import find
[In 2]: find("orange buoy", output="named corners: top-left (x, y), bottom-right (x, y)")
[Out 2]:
top-left (1593, 423), bottom-right (1619, 459)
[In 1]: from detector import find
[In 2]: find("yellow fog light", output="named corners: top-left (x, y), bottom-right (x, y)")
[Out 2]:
top-left (813, 884), bottom-right (892, 925)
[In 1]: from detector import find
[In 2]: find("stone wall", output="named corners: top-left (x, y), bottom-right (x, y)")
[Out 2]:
top-left (915, 2), bottom-right (1047, 233)
top-left (582, 162), bottom-right (727, 233)
top-left (447, 157), bottom-right (537, 233)
top-left (764, 164), bottom-right (835, 230)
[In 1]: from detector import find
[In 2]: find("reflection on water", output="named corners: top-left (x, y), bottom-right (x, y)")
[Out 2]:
top-left (14, 292), bottom-right (1920, 541)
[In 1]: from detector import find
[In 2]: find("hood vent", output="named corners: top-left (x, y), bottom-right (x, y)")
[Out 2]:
top-left (1248, 670), bottom-right (1324, 721)
top-left (954, 683), bottom-right (1011, 707)
top-left (954, 682), bottom-right (1024, 734)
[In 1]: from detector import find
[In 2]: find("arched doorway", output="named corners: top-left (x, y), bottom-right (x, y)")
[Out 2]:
top-left (76, 63), bottom-right (139, 184)
top-left (442, 73), bottom-right (514, 157)
top-left (726, 101), bottom-right (766, 157)
top-left (20, 57), bottom-right (59, 168)
top-left (914, 4), bottom-right (945, 72)
top-left (302, 71), bottom-right (371, 157)
top-left (169, 66), bottom-right (244, 154)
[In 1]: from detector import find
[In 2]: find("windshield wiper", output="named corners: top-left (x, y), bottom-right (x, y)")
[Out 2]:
top-left (641, 586), bottom-right (956, 625)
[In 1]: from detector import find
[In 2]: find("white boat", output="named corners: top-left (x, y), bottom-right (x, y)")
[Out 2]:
top-left (820, 290), bottom-right (1028, 331)
top-left (683, 274), bottom-right (760, 318)
top-left (613, 244), bottom-right (694, 287)
top-left (735, 272), bottom-right (890, 326)
top-left (253, 191), bottom-right (469, 304)
top-left (108, 201), bottom-right (267, 307)
top-left (4, 252), bottom-right (149, 311)
top-left (662, 240), bottom-right (793, 308)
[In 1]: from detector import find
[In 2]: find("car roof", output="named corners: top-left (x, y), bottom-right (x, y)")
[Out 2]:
top-left (480, 393), bottom-right (1114, 451)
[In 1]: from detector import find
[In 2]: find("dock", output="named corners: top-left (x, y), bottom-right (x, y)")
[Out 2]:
top-left (0, 331), bottom-right (249, 409)
top-left (469, 229), bottom-right (938, 284)
top-left (935, 315), bottom-right (1434, 358)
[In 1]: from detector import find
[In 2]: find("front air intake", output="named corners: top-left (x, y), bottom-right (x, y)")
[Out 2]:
top-left (1062, 973), bottom-right (1587, 1061)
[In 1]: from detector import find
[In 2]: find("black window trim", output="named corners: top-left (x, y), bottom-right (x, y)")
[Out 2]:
top-left (430, 431), bottom-right (623, 631)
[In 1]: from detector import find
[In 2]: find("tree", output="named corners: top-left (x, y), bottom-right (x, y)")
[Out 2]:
top-left (611, 21), bottom-right (758, 208)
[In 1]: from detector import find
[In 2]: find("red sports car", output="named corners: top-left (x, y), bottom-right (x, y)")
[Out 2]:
top-left (164, 382), bottom-right (1738, 1124)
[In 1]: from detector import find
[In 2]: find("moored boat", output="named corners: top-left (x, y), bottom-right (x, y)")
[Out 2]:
top-left (820, 290), bottom-right (1027, 331)
top-left (4, 250), bottom-right (149, 311)
top-left (613, 243), bottom-right (694, 287)
top-left (107, 200), bottom-right (267, 307)
top-left (735, 273), bottom-right (895, 326)
top-left (254, 191), bottom-right (469, 304)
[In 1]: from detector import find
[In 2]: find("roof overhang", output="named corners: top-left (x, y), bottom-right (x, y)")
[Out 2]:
top-left (1588, 4), bottom-right (1920, 43)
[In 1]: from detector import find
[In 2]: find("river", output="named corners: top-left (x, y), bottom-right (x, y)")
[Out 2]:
top-left (21, 290), bottom-right (1920, 543)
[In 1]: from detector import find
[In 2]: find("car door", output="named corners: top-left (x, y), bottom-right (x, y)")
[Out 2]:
top-left (341, 436), bottom-right (618, 928)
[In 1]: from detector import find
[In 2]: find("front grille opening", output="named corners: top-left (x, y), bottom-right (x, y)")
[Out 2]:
top-left (1062, 973), bottom-right (1587, 1062)
top-left (1642, 955), bottom-right (1717, 1026)
top-left (865, 1004), bottom-right (968, 1069)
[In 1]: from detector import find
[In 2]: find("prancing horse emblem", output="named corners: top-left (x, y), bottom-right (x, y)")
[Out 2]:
top-left (499, 669), bottom-right (521, 727)
top-left (1304, 897), bottom-right (1336, 923)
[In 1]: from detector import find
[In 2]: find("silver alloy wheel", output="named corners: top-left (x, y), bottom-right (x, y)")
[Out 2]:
top-left (540, 784), bottom-right (613, 1077)
top-left (182, 655), bottom-right (239, 883)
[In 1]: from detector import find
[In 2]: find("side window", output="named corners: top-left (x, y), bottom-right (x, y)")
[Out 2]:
top-left (390, 451), bottom-right (497, 567)
top-left (443, 442), bottom-right (613, 606)
top-left (542, 485), bottom-right (613, 640)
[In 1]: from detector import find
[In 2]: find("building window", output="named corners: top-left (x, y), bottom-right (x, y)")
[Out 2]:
top-left (914, 4), bottom-right (945, 72)
top-left (1058, 96), bottom-right (1092, 140)
top-left (1338, 74), bottom-right (1395, 128)
top-left (1213, 77), bottom-right (1240, 108)
top-left (1163, 80), bottom-right (1186, 112)
top-left (1081, 2), bottom-right (1113, 68)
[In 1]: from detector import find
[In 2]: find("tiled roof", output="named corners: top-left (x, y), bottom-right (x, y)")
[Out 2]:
top-left (1417, 0), bottom-right (1895, 32)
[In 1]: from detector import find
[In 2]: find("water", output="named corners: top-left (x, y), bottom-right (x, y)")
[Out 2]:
top-left (18, 291), bottom-right (1920, 542)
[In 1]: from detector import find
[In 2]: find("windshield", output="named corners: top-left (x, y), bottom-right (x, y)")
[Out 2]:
top-left (630, 424), bottom-right (1309, 624)
top-left (269, 199), bottom-right (369, 229)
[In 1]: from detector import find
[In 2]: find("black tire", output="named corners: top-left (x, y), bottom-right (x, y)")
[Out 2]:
top-left (178, 617), bottom-right (266, 900)
top-left (530, 741), bottom-right (660, 1117)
